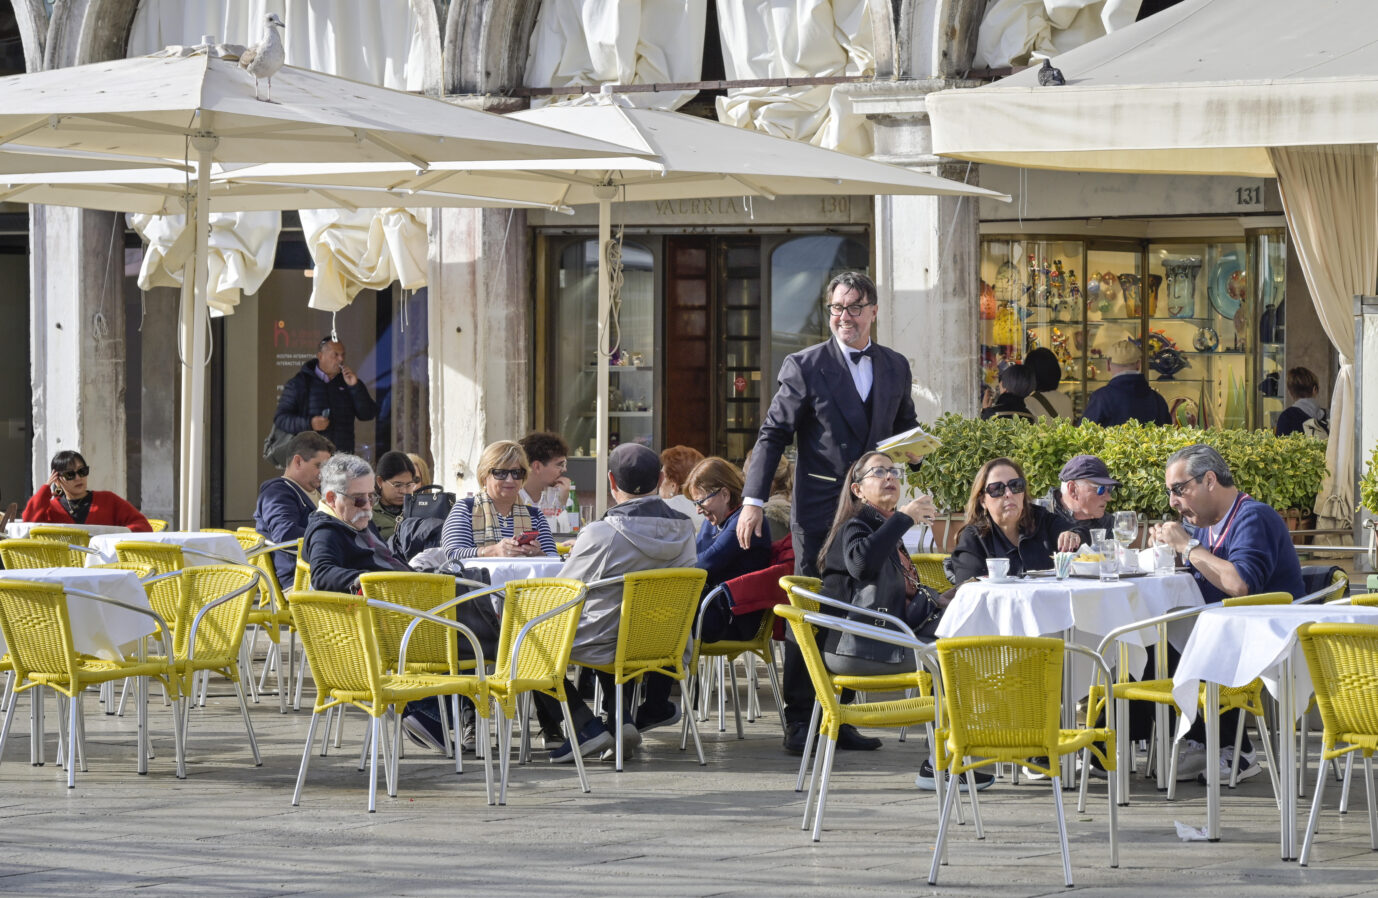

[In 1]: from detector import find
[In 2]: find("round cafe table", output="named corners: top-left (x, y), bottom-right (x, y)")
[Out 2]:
top-left (461, 556), bottom-right (565, 589)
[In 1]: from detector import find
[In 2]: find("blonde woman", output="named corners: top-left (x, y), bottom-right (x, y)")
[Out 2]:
top-left (440, 441), bottom-right (557, 559)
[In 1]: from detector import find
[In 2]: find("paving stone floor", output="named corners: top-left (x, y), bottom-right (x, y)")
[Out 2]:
top-left (1, 677), bottom-right (1377, 897)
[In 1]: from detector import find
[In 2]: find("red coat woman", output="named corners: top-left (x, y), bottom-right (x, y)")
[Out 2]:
top-left (22, 450), bottom-right (151, 532)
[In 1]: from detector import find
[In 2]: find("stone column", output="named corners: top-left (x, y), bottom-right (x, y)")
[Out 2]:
top-left (847, 80), bottom-right (985, 423)
top-left (29, 205), bottom-right (128, 494)
top-left (428, 207), bottom-right (531, 493)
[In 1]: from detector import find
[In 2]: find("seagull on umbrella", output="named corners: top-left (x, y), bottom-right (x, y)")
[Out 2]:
top-left (239, 13), bottom-right (286, 101)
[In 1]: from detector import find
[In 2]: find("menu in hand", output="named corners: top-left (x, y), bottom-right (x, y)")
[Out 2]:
top-left (876, 425), bottom-right (942, 460)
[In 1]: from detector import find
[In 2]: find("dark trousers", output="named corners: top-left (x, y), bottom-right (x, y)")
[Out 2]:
top-left (532, 670), bottom-right (632, 734)
top-left (782, 523), bottom-right (833, 725)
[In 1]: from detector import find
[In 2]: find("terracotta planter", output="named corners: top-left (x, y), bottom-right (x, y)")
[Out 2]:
top-left (1283, 509), bottom-right (1316, 546)
top-left (932, 514), bottom-right (968, 553)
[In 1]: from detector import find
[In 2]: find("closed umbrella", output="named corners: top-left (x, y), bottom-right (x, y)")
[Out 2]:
top-left (217, 91), bottom-right (1009, 512)
top-left (0, 47), bottom-right (638, 528)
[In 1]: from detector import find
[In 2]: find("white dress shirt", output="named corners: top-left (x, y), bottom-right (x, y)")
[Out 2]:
top-left (838, 336), bottom-right (874, 401)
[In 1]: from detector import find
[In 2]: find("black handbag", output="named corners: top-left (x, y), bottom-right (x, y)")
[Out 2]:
top-left (833, 582), bottom-right (909, 665)
top-left (261, 425), bottom-right (295, 467)
top-left (403, 484), bottom-right (456, 520)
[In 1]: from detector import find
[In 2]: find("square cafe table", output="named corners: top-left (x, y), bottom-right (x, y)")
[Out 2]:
top-left (1172, 603), bottom-right (1378, 859)
top-left (938, 571), bottom-right (1205, 720)
top-left (86, 530), bottom-right (247, 567)
top-left (0, 566), bottom-right (158, 767)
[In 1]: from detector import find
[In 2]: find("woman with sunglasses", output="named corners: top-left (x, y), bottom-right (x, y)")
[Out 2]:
top-left (22, 450), bottom-right (151, 531)
top-left (685, 457), bottom-right (773, 642)
top-left (949, 457), bottom-right (1081, 586)
top-left (370, 451), bottom-right (419, 541)
top-left (440, 440), bottom-right (557, 560)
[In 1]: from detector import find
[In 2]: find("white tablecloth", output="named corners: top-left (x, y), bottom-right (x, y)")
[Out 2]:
top-left (461, 557), bottom-right (566, 589)
top-left (938, 572), bottom-right (1204, 693)
top-left (86, 531), bottom-right (247, 567)
top-left (1172, 604), bottom-right (1378, 731)
top-left (6, 522), bottom-right (131, 538)
top-left (0, 567), bottom-right (154, 660)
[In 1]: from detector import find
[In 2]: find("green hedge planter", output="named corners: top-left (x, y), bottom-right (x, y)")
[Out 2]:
top-left (909, 415), bottom-right (1328, 519)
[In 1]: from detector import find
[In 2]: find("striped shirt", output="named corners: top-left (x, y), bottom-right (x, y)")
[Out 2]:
top-left (441, 497), bottom-right (558, 560)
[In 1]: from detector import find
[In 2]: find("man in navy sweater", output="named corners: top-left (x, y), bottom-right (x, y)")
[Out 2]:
top-left (1082, 339), bottom-right (1172, 427)
top-left (253, 431), bottom-right (334, 588)
top-left (1148, 443), bottom-right (1304, 784)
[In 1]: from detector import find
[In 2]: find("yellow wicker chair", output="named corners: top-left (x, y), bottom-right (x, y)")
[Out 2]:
top-left (0, 538), bottom-right (77, 570)
top-left (584, 568), bottom-right (708, 770)
top-left (1350, 594), bottom-right (1378, 606)
top-left (359, 572), bottom-right (468, 757)
top-left (929, 635), bottom-right (1118, 887)
top-left (484, 578), bottom-right (588, 805)
top-left (776, 604), bottom-right (939, 842)
top-left (113, 542), bottom-right (187, 636)
top-left (688, 583), bottom-right (785, 742)
top-left (147, 565), bottom-right (263, 770)
top-left (910, 553), bottom-right (954, 591)
top-left (1088, 592), bottom-right (1290, 800)
top-left (782, 576), bottom-right (932, 792)
top-left (0, 578), bottom-right (183, 787)
top-left (288, 590), bottom-right (492, 812)
top-left (28, 526), bottom-right (94, 567)
top-left (147, 519), bottom-right (169, 532)
top-left (240, 537), bottom-right (302, 709)
top-left (1297, 621), bottom-right (1378, 866)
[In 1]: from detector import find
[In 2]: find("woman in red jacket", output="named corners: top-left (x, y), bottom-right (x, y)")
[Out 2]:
top-left (22, 450), bottom-right (152, 531)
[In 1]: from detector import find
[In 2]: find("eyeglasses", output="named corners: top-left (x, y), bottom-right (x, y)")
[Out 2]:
top-left (983, 477), bottom-right (1027, 498)
top-left (385, 479), bottom-right (418, 492)
top-left (691, 488), bottom-right (723, 510)
top-left (825, 301), bottom-right (874, 319)
top-left (857, 465), bottom-right (904, 482)
top-left (342, 492), bottom-right (376, 509)
top-left (1083, 482), bottom-right (1115, 496)
top-left (1166, 474), bottom-right (1203, 498)
top-left (58, 466), bottom-right (90, 481)
top-left (489, 468), bottom-right (526, 481)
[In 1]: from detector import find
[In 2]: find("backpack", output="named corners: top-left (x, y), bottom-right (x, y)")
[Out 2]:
top-left (388, 516), bottom-right (446, 561)
top-left (261, 424), bottom-right (295, 467)
top-left (1302, 409), bottom-right (1329, 441)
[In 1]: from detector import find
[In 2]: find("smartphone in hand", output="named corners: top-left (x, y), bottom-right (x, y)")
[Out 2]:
top-left (516, 530), bottom-right (539, 546)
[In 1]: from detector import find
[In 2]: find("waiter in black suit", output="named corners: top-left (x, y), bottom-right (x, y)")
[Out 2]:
top-left (737, 271), bottom-right (925, 754)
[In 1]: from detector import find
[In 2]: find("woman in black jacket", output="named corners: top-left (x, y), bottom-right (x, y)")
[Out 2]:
top-left (948, 457), bottom-right (1082, 586)
top-left (816, 451), bottom-right (938, 676)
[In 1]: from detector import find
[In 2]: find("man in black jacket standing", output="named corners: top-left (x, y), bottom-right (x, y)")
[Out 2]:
top-left (736, 271), bottom-right (921, 754)
top-left (274, 337), bottom-right (377, 453)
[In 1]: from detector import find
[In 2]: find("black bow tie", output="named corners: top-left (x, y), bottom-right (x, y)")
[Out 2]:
top-left (849, 346), bottom-right (874, 364)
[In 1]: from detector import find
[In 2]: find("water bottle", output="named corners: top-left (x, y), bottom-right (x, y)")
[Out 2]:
top-left (565, 482), bottom-right (580, 532)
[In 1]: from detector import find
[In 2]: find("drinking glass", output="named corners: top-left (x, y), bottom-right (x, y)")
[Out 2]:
top-left (1089, 528), bottom-right (1107, 545)
top-left (1096, 539), bottom-right (1120, 581)
top-left (1152, 543), bottom-right (1175, 576)
top-left (1113, 511), bottom-right (1139, 548)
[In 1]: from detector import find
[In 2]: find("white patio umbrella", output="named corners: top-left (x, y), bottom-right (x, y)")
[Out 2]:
top-left (217, 91), bottom-right (1010, 512)
top-left (0, 146), bottom-right (188, 175)
top-left (0, 48), bottom-right (638, 528)
top-left (924, 0), bottom-right (1377, 537)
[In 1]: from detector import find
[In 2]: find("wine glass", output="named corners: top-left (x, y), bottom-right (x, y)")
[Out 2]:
top-left (1112, 511), bottom-right (1139, 548)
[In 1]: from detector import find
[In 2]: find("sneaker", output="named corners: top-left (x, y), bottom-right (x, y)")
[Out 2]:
top-left (633, 702), bottom-right (681, 733)
top-left (401, 712), bottom-right (447, 755)
top-left (459, 718), bottom-right (477, 753)
top-left (915, 758), bottom-right (995, 792)
top-left (548, 718), bottom-right (613, 764)
top-left (1174, 739), bottom-right (1208, 781)
top-left (1077, 754), bottom-right (1109, 779)
top-left (1021, 756), bottom-right (1050, 781)
top-left (1197, 747), bottom-right (1262, 785)
top-left (600, 723), bottom-right (644, 762)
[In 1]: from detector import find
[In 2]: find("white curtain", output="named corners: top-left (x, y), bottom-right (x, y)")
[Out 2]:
top-left (973, 0), bottom-right (1143, 69)
top-left (300, 208), bottom-right (428, 312)
top-left (1268, 145), bottom-right (1378, 534)
top-left (126, 0), bottom-right (429, 312)
top-left (525, 0), bottom-right (707, 110)
top-left (127, 212), bottom-right (281, 316)
top-left (714, 0), bottom-right (876, 155)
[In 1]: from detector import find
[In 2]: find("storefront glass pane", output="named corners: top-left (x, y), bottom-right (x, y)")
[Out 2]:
top-left (768, 235), bottom-right (868, 391)
top-left (552, 238), bottom-right (656, 460)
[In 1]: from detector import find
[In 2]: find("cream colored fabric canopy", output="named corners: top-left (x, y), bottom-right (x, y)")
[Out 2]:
top-left (926, 0), bottom-right (1378, 528)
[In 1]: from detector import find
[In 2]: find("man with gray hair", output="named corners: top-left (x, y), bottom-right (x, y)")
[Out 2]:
top-left (1147, 443), bottom-right (1304, 784)
top-left (303, 452), bottom-right (498, 757)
